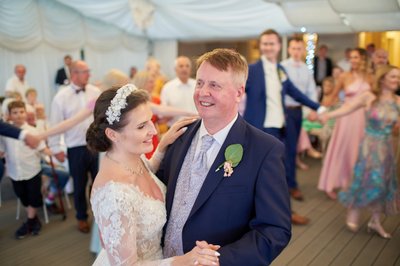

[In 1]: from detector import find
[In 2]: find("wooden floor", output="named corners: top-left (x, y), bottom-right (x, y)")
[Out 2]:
top-left (0, 157), bottom-right (399, 266)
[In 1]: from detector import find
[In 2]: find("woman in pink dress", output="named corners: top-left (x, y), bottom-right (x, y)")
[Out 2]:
top-left (318, 48), bottom-right (373, 200)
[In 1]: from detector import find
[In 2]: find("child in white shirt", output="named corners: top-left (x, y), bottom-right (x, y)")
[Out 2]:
top-left (0, 100), bottom-right (50, 239)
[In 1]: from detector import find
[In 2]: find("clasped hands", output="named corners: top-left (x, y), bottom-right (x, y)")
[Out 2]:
top-left (176, 240), bottom-right (221, 266)
top-left (307, 107), bottom-right (329, 124)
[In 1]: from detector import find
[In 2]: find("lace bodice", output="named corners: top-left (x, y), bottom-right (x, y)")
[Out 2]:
top-left (91, 171), bottom-right (172, 266)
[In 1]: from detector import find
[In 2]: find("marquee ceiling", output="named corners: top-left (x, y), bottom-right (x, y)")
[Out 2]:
top-left (55, 0), bottom-right (400, 40)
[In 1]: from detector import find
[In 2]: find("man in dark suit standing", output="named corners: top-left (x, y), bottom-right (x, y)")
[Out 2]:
top-left (157, 49), bottom-right (291, 265)
top-left (55, 55), bottom-right (72, 86)
top-left (313, 44), bottom-right (333, 87)
top-left (243, 29), bottom-right (325, 225)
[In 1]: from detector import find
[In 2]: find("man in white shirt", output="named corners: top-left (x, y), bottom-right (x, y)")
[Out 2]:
top-left (48, 60), bottom-right (101, 233)
top-left (0, 100), bottom-right (47, 238)
top-left (161, 56), bottom-right (197, 126)
top-left (337, 48), bottom-right (351, 72)
top-left (5, 64), bottom-right (29, 100)
top-left (281, 37), bottom-right (318, 201)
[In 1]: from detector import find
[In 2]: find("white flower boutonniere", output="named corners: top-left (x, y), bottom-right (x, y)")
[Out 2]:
top-left (215, 144), bottom-right (243, 177)
top-left (278, 69), bottom-right (287, 82)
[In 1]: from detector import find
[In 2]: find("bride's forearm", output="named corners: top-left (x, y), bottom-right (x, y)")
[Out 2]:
top-left (40, 109), bottom-right (92, 138)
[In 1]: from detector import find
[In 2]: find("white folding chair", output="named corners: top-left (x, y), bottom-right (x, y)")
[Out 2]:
top-left (16, 198), bottom-right (49, 224)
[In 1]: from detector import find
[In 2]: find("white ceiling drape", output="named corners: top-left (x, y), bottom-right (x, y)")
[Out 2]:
top-left (0, 0), bottom-right (149, 111)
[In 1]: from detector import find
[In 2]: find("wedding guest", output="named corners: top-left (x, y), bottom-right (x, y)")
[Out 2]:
top-left (281, 37), bottom-right (318, 200)
top-left (101, 69), bottom-right (130, 92)
top-left (87, 85), bottom-right (220, 265)
top-left (129, 66), bottom-right (137, 80)
top-left (55, 55), bottom-right (72, 86)
top-left (320, 65), bottom-right (400, 238)
top-left (161, 56), bottom-right (197, 126)
top-left (48, 60), bottom-right (101, 233)
top-left (2, 92), bottom-right (23, 121)
top-left (0, 101), bottom-right (50, 238)
top-left (318, 48), bottom-right (373, 200)
top-left (25, 88), bottom-right (39, 126)
top-left (5, 65), bottom-right (29, 100)
top-left (313, 44), bottom-right (333, 86)
top-left (337, 48), bottom-right (352, 72)
top-left (243, 29), bottom-right (323, 224)
top-left (370, 48), bottom-right (389, 74)
top-left (318, 77), bottom-right (341, 154)
top-left (366, 43), bottom-right (375, 59)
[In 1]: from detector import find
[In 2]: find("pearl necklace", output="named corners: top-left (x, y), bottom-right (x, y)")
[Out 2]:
top-left (106, 153), bottom-right (144, 176)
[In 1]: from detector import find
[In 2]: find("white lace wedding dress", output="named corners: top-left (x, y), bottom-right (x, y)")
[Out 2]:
top-left (91, 165), bottom-right (173, 266)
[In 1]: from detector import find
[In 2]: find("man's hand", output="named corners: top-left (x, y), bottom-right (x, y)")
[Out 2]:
top-left (24, 133), bottom-right (40, 149)
top-left (54, 152), bottom-right (66, 162)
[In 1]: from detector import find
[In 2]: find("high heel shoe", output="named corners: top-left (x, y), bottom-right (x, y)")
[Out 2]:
top-left (326, 191), bottom-right (337, 200)
top-left (346, 208), bottom-right (360, 232)
top-left (346, 222), bottom-right (359, 232)
top-left (367, 221), bottom-right (391, 239)
top-left (307, 148), bottom-right (322, 159)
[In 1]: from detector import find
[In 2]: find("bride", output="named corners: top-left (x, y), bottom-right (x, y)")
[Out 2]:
top-left (84, 85), bottom-right (220, 265)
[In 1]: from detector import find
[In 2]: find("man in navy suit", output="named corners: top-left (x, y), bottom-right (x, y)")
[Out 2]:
top-left (157, 49), bottom-right (291, 265)
top-left (0, 120), bottom-right (40, 148)
top-left (243, 29), bottom-right (325, 225)
top-left (55, 55), bottom-right (72, 86)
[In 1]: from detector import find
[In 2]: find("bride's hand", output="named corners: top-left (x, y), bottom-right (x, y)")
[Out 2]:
top-left (157, 116), bottom-right (198, 153)
top-left (195, 240), bottom-right (220, 251)
top-left (173, 242), bottom-right (220, 266)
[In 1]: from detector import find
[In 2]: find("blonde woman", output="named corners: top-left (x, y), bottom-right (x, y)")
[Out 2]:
top-left (321, 65), bottom-right (400, 238)
top-left (318, 48), bottom-right (373, 200)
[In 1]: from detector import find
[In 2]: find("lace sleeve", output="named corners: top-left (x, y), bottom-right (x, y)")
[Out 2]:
top-left (91, 183), bottom-right (172, 266)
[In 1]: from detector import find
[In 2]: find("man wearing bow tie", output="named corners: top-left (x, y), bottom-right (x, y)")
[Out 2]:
top-left (48, 60), bottom-right (100, 233)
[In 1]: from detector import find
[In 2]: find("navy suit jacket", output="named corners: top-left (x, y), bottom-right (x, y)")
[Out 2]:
top-left (55, 67), bottom-right (68, 86)
top-left (313, 56), bottom-right (333, 85)
top-left (157, 116), bottom-right (291, 265)
top-left (0, 120), bottom-right (21, 139)
top-left (244, 60), bottom-right (320, 130)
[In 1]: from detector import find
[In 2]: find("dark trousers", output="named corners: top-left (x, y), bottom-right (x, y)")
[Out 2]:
top-left (284, 108), bottom-right (303, 189)
top-left (67, 146), bottom-right (99, 220)
top-left (0, 158), bottom-right (4, 182)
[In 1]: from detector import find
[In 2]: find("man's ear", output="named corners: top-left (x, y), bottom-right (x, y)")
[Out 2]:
top-left (105, 127), bottom-right (118, 143)
top-left (236, 85), bottom-right (245, 102)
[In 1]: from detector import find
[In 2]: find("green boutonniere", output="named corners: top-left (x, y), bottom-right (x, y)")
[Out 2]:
top-left (278, 68), bottom-right (287, 82)
top-left (215, 144), bottom-right (243, 177)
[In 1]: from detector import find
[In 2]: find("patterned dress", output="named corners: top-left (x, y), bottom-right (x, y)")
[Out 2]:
top-left (339, 100), bottom-right (400, 215)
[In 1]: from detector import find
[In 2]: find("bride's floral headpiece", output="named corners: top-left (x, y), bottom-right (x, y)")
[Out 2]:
top-left (106, 84), bottom-right (138, 125)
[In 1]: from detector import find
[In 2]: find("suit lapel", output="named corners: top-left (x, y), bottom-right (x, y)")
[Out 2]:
top-left (188, 116), bottom-right (247, 219)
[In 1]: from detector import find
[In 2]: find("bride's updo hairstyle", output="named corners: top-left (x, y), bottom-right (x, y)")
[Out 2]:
top-left (86, 86), bottom-right (149, 152)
